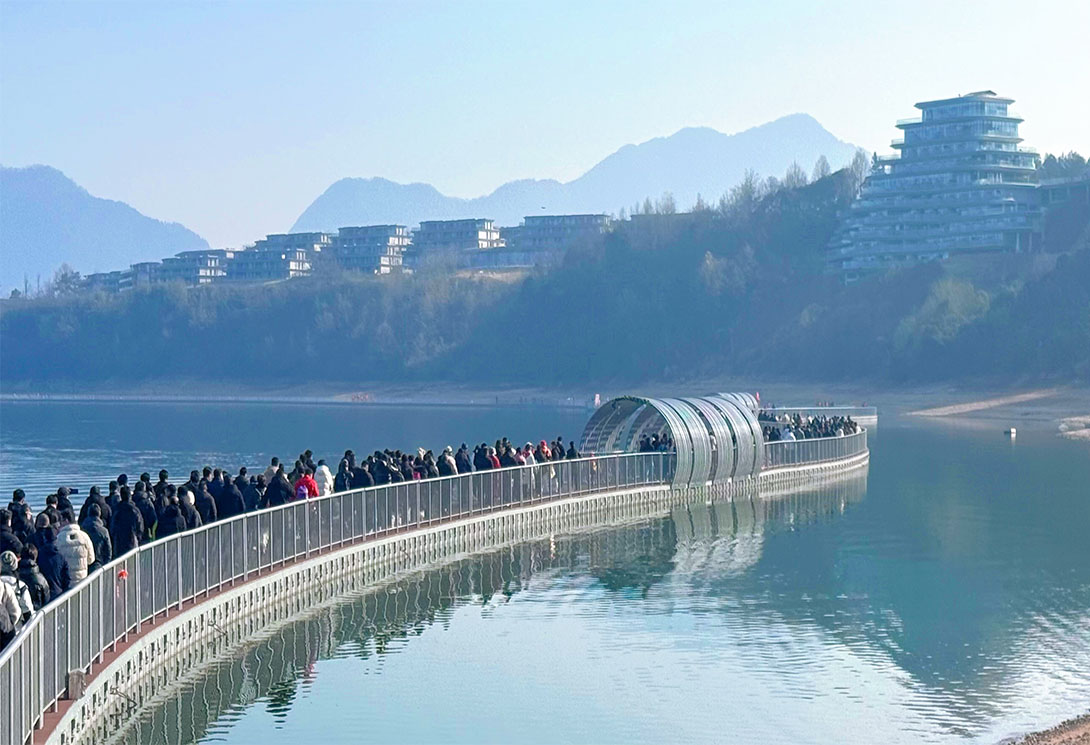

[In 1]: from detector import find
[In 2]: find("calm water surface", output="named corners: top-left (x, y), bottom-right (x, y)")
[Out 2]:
top-left (1, 402), bottom-right (1088, 744)
top-left (0, 400), bottom-right (588, 508)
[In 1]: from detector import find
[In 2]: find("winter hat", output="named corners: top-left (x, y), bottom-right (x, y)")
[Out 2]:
top-left (0, 551), bottom-right (16, 573)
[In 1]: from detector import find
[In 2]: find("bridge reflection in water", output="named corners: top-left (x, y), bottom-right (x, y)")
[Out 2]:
top-left (114, 477), bottom-right (866, 745)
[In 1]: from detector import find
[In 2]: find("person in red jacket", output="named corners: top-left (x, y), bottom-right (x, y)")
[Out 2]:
top-left (294, 469), bottom-right (319, 500)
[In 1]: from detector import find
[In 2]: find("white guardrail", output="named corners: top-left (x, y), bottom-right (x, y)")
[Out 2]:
top-left (0, 430), bottom-right (868, 745)
top-left (0, 452), bottom-right (676, 745)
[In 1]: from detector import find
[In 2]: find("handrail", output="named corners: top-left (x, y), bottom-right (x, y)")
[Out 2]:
top-left (0, 452), bottom-right (675, 745)
top-left (0, 433), bottom-right (866, 745)
top-left (764, 430), bottom-right (868, 468)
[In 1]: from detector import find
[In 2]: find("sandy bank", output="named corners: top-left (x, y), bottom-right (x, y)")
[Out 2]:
top-left (908, 389), bottom-right (1061, 416)
top-left (1059, 416), bottom-right (1090, 441)
top-left (1007, 713), bottom-right (1090, 744)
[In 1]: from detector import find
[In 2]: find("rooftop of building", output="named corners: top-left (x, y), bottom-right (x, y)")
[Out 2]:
top-left (337, 224), bottom-right (407, 233)
top-left (263, 232), bottom-right (331, 240)
top-left (523, 213), bottom-right (610, 222)
top-left (416, 218), bottom-right (495, 228)
top-left (915, 90), bottom-right (1014, 109)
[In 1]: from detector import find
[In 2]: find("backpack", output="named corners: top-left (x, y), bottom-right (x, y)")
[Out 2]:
top-left (1, 575), bottom-right (31, 624)
top-left (295, 483), bottom-right (308, 501)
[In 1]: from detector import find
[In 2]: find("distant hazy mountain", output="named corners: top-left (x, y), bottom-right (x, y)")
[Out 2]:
top-left (292, 113), bottom-right (860, 231)
top-left (0, 165), bottom-right (208, 293)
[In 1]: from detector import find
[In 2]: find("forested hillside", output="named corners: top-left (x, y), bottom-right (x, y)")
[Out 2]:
top-left (2, 167), bottom-right (1087, 388)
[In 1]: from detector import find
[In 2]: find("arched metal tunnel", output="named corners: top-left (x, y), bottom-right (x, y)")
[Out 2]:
top-left (580, 393), bottom-right (764, 488)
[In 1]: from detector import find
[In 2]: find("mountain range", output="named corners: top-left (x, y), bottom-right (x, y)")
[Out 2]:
top-left (0, 165), bottom-right (208, 293)
top-left (292, 113), bottom-right (860, 232)
top-left (0, 113), bottom-right (859, 292)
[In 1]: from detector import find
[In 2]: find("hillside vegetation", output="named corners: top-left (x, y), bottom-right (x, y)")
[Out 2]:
top-left (2, 167), bottom-right (1088, 388)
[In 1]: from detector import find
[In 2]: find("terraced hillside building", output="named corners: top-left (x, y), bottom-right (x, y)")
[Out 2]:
top-left (331, 225), bottom-right (409, 274)
top-left (829, 90), bottom-right (1041, 280)
top-left (406, 218), bottom-right (504, 269)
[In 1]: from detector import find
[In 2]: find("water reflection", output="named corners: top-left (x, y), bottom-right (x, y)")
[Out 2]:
top-left (112, 453), bottom-right (1090, 744)
top-left (115, 478), bottom-right (866, 745)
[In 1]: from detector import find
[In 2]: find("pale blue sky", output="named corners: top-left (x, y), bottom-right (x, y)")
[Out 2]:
top-left (2, 0), bottom-right (1087, 247)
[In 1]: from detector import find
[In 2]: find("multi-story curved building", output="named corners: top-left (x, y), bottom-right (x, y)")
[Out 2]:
top-left (829, 90), bottom-right (1041, 280)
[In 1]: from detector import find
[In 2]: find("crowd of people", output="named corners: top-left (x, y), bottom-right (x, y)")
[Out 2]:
top-left (637, 433), bottom-right (675, 452)
top-left (759, 412), bottom-right (860, 442)
top-left (0, 434), bottom-right (589, 648)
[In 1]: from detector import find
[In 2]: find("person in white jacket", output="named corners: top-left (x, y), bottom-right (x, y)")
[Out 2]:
top-left (0, 551), bottom-right (32, 624)
top-left (0, 556), bottom-right (22, 648)
top-left (315, 460), bottom-right (335, 496)
top-left (55, 520), bottom-right (95, 585)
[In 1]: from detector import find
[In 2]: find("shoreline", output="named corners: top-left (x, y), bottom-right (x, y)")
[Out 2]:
top-left (3, 382), bottom-right (1088, 444)
top-left (3, 381), bottom-right (1087, 419)
top-left (1005, 713), bottom-right (1090, 745)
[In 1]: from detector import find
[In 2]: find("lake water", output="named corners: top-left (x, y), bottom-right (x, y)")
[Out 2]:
top-left (2, 401), bottom-right (1088, 744)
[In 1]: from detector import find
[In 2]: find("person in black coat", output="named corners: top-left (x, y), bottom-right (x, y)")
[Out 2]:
top-left (474, 444), bottom-right (491, 471)
top-left (178, 488), bottom-right (203, 531)
top-left (216, 478), bottom-right (245, 520)
top-left (30, 515), bottom-right (57, 554)
top-left (8, 491), bottom-right (33, 543)
top-left (42, 495), bottom-right (61, 527)
top-left (152, 470), bottom-right (171, 502)
top-left (106, 481), bottom-right (121, 513)
top-left (348, 459), bottom-right (369, 488)
top-left (17, 544), bottom-right (51, 610)
top-left (55, 486), bottom-right (75, 515)
top-left (261, 468), bottom-right (292, 509)
top-left (6, 489), bottom-right (27, 520)
top-left (208, 470), bottom-right (225, 501)
top-left (132, 484), bottom-right (158, 543)
top-left (355, 463), bottom-right (374, 489)
top-left (455, 444), bottom-right (472, 474)
top-left (33, 528), bottom-right (69, 601)
top-left (80, 504), bottom-right (112, 570)
top-left (242, 476), bottom-right (264, 513)
top-left (335, 460), bottom-right (352, 493)
top-left (184, 472), bottom-right (201, 502)
top-left (139, 473), bottom-right (155, 500)
top-left (0, 510), bottom-right (23, 557)
top-left (155, 496), bottom-right (187, 540)
top-left (78, 486), bottom-right (112, 527)
top-left (194, 484), bottom-right (218, 524)
top-left (110, 491), bottom-right (145, 556)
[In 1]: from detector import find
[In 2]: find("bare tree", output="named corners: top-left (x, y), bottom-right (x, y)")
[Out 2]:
top-left (783, 161), bottom-right (809, 189)
top-left (848, 148), bottom-right (870, 192)
top-left (719, 169), bottom-right (760, 218)
top-left (812, 155), bottom-right (831, 181)
top-left (48, 263), bottom-right (82, 296)
top-left (655, 191), bottom-right (677, 215)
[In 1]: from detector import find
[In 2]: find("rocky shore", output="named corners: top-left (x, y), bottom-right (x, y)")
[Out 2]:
top-left (1009, 714), bottom-right (1090, 745)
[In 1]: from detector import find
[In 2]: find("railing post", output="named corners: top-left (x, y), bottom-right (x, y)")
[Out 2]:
top-left (243, 515), bottom-right (249, 581)
top-left (176, 539), bottom-right (184, 610)
top-left (304, 501), bottom-right (311, 557)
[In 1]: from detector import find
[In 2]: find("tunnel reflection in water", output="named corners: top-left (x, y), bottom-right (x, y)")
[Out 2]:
top-left (112, 476), bottom-right (866, 745)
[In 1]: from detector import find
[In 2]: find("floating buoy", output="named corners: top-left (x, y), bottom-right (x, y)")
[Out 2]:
top-left (1005, 428), bottom-right (1017, 437)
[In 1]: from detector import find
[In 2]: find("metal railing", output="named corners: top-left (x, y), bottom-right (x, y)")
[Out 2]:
top-left (0, 431), bottom-right (868, 745)
top-left (764, 430), bottom-right (868, 469)
top-left (0, 452), bottom-right (675, 745)
top-left (759, 406), bottom-right (877, 420)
